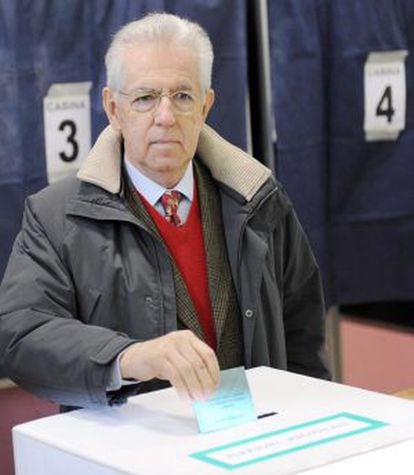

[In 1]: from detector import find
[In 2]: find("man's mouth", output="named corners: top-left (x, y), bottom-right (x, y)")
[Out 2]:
top-left (150, 138), bottom-right (180, 145)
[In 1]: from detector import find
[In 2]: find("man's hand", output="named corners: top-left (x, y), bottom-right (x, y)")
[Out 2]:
top-left (120, 330), bottom-right (220, 400)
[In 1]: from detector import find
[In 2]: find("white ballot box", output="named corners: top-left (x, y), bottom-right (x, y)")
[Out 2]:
top-left (12, 367), bottom-right (414, 474)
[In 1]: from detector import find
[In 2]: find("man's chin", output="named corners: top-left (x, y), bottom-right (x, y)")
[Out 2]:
top-left (151, 152), bottom-right (189, 167)
top-left (150, 141), bottom-right (181, 152)
top-left (147, 161), bottom-right (189, 187)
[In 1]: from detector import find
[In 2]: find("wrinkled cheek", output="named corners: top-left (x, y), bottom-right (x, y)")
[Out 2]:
top-left (184, 136), bottom-right (199, 160)
top-left (124, 130), bottom-right (147, 160)
top-left (186, 123), bottom-right (204, 157)
top-left (125, 140), bottom-right (145, 162)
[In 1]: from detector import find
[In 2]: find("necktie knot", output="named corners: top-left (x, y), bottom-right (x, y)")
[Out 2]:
top-left (160, 190), bottom-right (182, 226)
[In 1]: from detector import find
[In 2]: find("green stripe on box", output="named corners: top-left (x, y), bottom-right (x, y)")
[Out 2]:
top-left (190, 412), bottom-right (388, 470)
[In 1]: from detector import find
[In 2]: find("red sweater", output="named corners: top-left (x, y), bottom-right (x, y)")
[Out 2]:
top-left (139, 187), bottom-right (216, 350)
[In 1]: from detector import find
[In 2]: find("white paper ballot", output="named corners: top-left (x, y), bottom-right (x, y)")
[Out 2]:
top-left (192, 366), bottom-right (257, 433)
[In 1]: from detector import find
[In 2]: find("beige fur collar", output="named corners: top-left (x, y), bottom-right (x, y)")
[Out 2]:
top-left (77, 124), bottom-right (272, 202)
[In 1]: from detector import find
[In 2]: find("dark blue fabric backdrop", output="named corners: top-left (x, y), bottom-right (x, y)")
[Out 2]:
top-left (269, 0), bottom-right (331, 301)
top-left (327, 0), bottom-right (414, 305)
top-left (269, 0), bottom-right (414, 305)
top-left (0, 0), bottom-right (248, 281)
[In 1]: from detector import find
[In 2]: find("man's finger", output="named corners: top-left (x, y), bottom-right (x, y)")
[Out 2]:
top-left (189, 336), bottom-right (220, 391)
top-left (175, 338), bottom-right (219, 400)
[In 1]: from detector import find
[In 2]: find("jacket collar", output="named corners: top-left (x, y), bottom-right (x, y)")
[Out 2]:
top-left (77, 124), bottom-right (272, 202)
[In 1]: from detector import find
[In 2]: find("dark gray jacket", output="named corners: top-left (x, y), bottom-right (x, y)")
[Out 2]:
top-left (0, 125), bottom-right (329, 408)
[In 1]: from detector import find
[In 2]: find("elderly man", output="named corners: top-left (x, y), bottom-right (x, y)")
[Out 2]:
top-left (0, 13), bottom-right (329, 410)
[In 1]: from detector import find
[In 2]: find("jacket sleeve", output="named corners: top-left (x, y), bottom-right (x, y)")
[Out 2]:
top-left (0, 196), bottom-right (139, 408)
top-left (282, 207), bottom-right (331, 380)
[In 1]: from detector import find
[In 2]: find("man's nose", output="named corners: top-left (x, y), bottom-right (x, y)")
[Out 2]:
top-left (153, 96), bottom-right (176, 126)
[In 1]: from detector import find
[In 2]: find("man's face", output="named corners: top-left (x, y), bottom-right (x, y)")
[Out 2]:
top-left (103, 42), bottom-right (214, 188)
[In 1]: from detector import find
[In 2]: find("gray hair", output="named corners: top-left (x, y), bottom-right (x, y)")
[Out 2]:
top-left (105, 12), bottom-right (214, 93)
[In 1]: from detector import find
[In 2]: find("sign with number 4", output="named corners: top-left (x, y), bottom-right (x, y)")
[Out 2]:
top-left (364, 51), bottom-right (408, 141)
top-left (43, 82), bottom-right (92, 183)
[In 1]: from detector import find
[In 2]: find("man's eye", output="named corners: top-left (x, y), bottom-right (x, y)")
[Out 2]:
top-left (174, 92), bottom-right (194, 103)
top-left (134, 94), bottom-right (156, 104)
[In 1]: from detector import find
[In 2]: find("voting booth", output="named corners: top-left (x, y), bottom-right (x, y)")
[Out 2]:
top-left (12, 367), bottom-right (414, 474)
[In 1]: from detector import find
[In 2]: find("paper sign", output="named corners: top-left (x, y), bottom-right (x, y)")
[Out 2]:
top-left (190, 412), bottom-right (388, 470)
top-left (192, 366), bottom-right (257, 433)
top-left (43, 81), bottom-right (92, 183)
top-left (364, 50), bottom-right (408, 141)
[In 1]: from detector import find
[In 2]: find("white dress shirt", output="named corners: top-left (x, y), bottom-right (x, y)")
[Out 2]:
top-left (124, 157), bottom-right (194, 223)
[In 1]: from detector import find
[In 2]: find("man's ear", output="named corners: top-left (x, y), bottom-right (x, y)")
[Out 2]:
top-left (102, 87), bottom-right (121, 131)
top-left (201, 88), bottom-right (215, 122)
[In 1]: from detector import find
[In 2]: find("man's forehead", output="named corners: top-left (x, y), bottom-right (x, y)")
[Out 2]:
top-left (120, 44), bottom-right (201, 90)
top-left (124, 77), bottom-right (198, 94)
top-left (122, 41), bottom-right (198, 66)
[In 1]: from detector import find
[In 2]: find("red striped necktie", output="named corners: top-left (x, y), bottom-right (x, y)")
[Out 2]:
top-left (160, 190), bottom-right (182, 226)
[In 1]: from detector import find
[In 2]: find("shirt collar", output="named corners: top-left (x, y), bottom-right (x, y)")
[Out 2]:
top-left (124, 158), bottom-right (194, 206)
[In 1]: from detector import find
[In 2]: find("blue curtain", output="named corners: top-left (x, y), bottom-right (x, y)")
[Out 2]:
top-left (327, 0), bottom-right (414, 304)
top-left (269, 0), bottom-right (414, 305)
top-left (269, 0), bottom-right (331, 301)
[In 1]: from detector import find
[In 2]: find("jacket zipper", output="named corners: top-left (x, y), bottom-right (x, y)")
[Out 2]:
top-left (236, 186), bottom-right (278, 297)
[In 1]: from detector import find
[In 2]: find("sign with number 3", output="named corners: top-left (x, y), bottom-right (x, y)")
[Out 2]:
top-left (43, 82), bottom-right (92, 183)
top-left (364, 51), bottom-right (408, 141)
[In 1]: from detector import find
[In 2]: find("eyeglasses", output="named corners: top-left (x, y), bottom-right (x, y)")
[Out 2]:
top-left (117, 88), bottom-right (199, 115)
